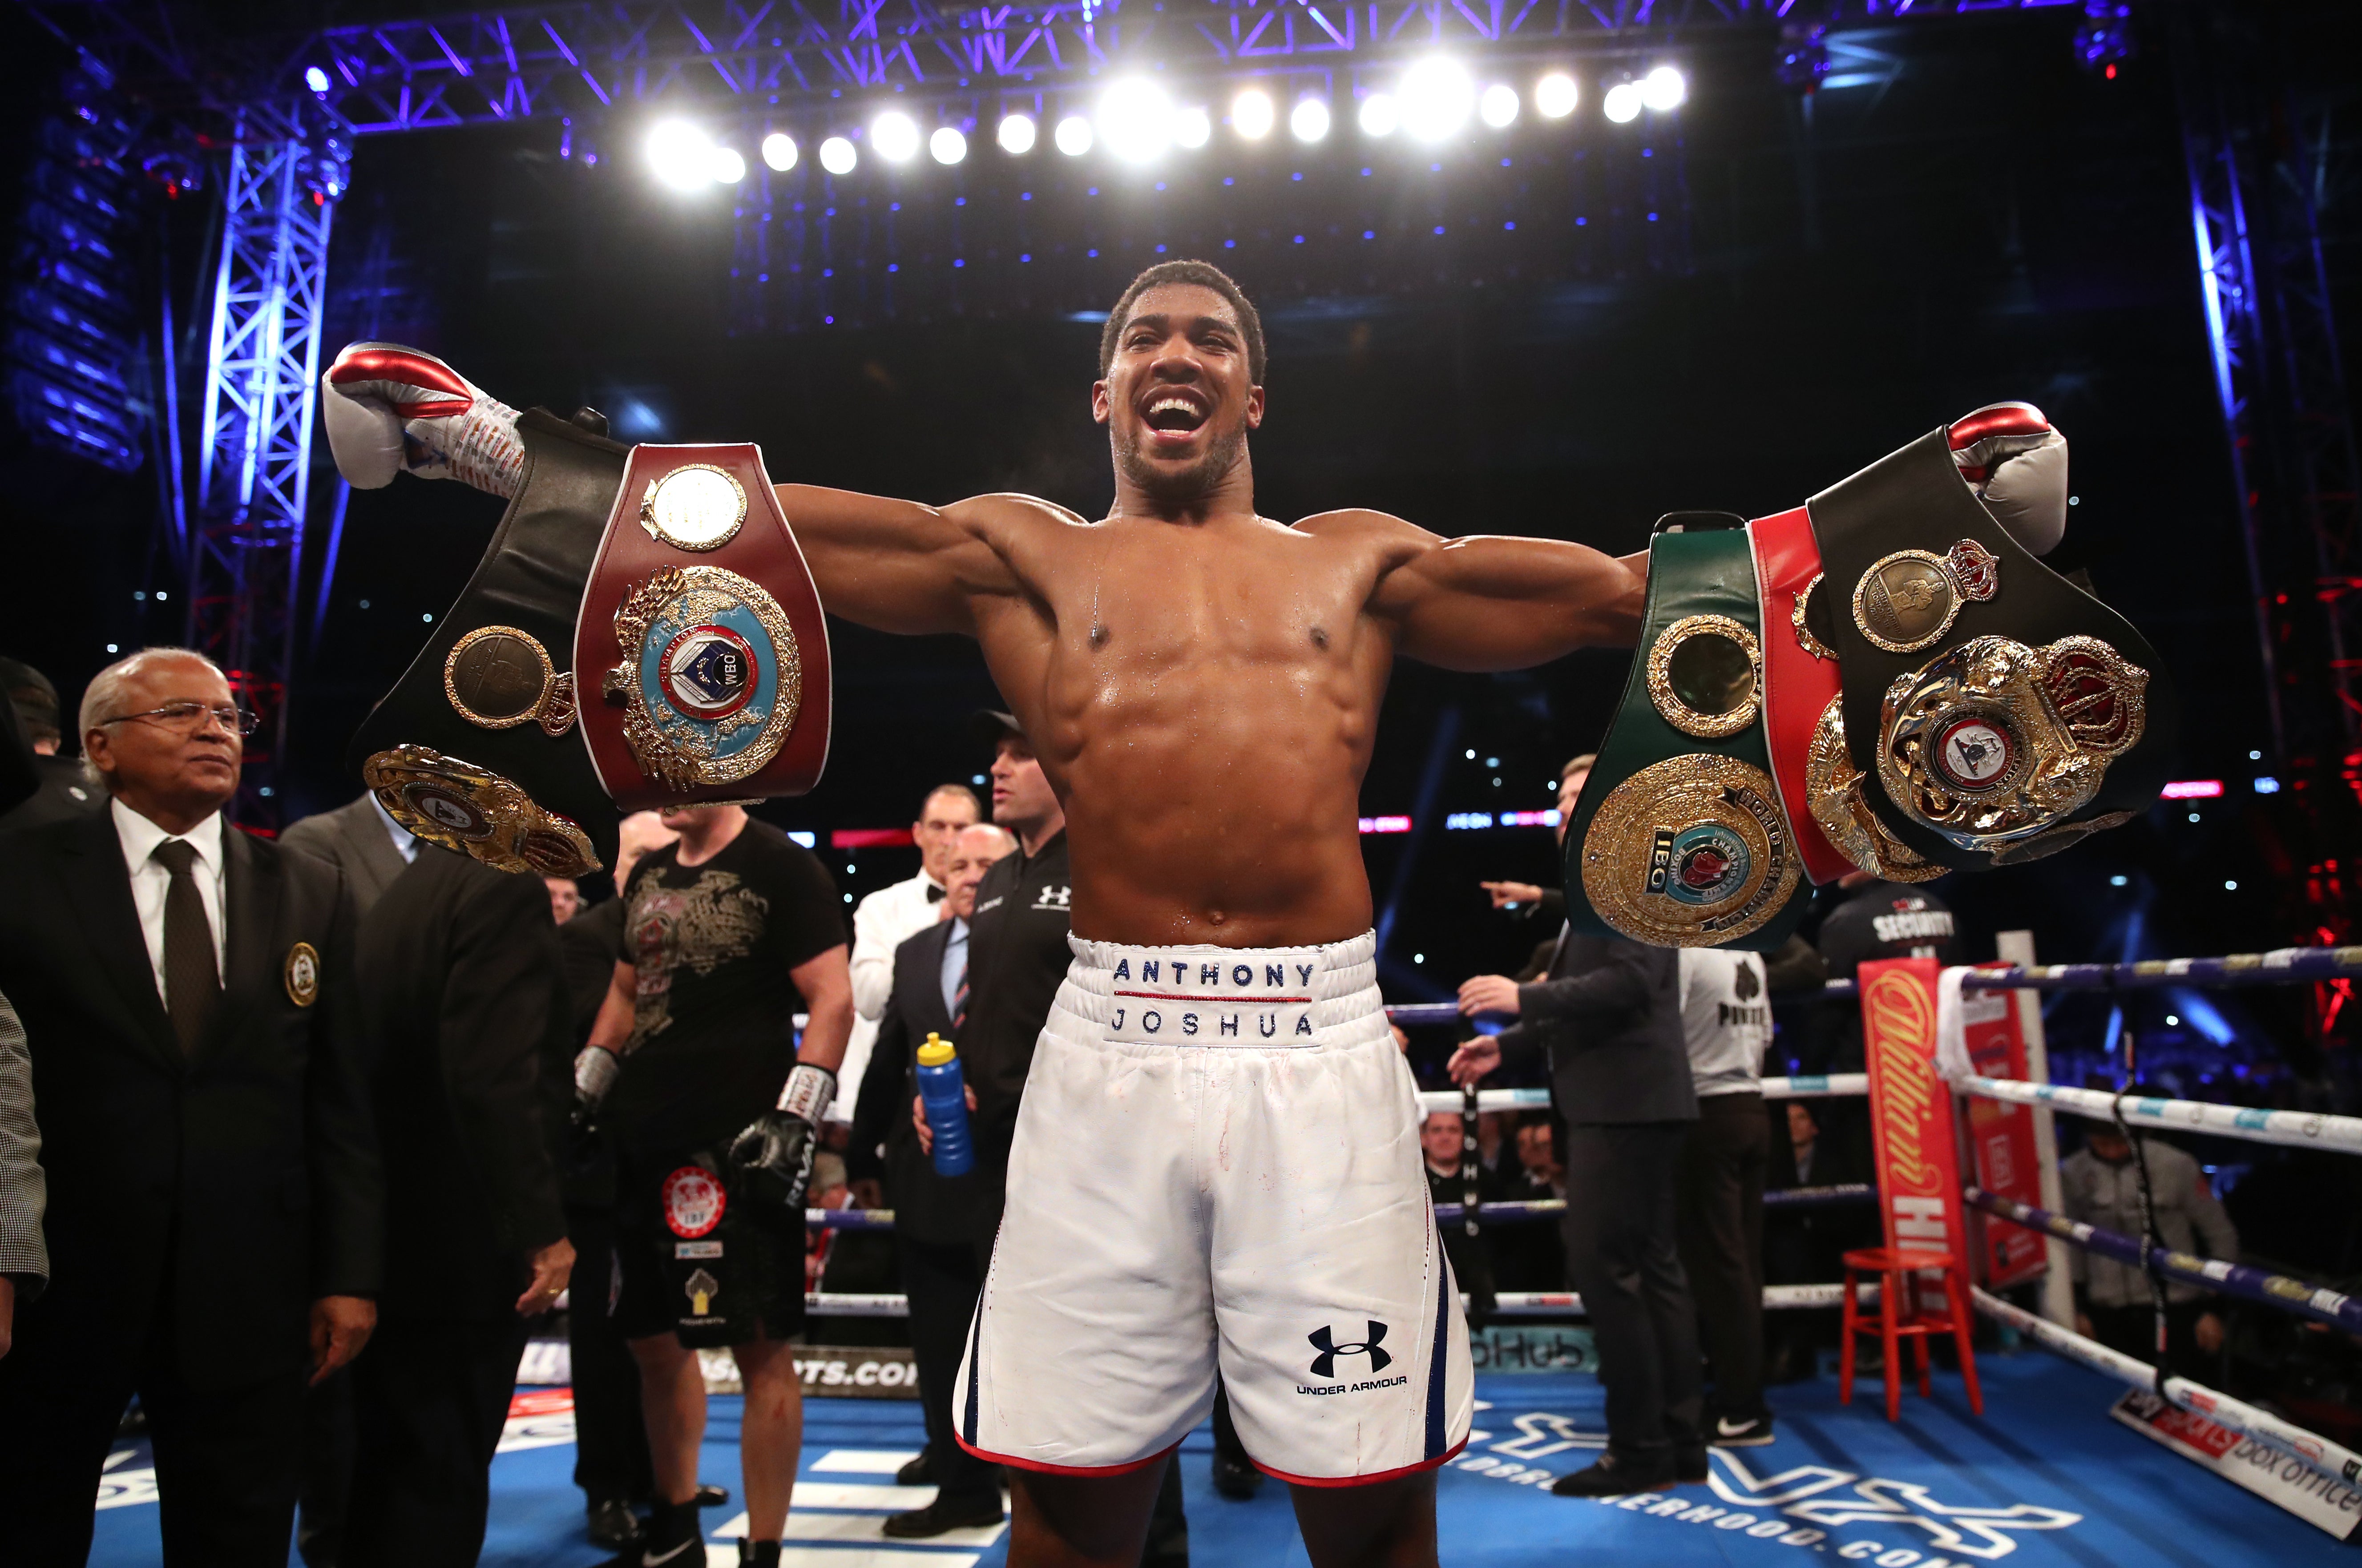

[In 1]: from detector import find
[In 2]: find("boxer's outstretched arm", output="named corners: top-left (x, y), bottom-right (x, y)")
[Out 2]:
top-left (1347, 513), bottom-right (1649, 671)
top-left (775, 485), bottom-right (1078, 637)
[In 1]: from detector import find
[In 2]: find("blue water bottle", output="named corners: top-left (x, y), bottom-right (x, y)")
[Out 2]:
top-left (916, 1032), bottom-right (974, 1177)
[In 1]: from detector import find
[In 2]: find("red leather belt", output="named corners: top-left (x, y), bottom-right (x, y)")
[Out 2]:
top-left (1748, 506), bottom-right (1853, 887)
top-left (576, 443), bottom-right (833, 812)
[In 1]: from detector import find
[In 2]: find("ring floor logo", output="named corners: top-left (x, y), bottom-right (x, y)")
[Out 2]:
top-left (1447, 1401), bottom-right (2082, 1562)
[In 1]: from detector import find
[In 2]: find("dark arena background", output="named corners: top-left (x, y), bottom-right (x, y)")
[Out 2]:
top-left (8, 1), bottom-right (2362, 1565)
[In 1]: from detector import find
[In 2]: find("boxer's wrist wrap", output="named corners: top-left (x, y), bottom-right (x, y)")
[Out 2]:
top-left (776, 1062), bottom-right (835, 1123)
top-left (1560, 516), bottom-right (1813, 952)
top-left (574, 1044), bottom-right (620, 1104)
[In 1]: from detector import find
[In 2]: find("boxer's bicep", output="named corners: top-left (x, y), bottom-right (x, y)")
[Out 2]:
top-left (774, 484), bottom-right (1036, 635)
top-left (1375, 532), bottom-right (1647, 671)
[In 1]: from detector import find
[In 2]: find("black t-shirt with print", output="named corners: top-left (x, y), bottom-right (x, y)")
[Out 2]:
top-left (607, 820), bottom-right (846, 1153)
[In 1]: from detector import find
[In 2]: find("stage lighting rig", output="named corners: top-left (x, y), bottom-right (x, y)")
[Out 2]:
top-left (872, 110), bottom-right (921, 162)
top-left (1640, 64), bottom-right (1687, 111)
top-left (1054, 114), bottom-right (1093, 155)
top-left (709, 146), bottom-right (747, 184)
top-left (1175, 105), bottom-right (1212, 149)
top-left (1232, 89), bottom-right (1276, 140)
top-left (762, 132), bottom-right (798, 171)
top-left (1100, 78), bottom-right (1175, 162)
top-left (1601, 79), bottom-right (1642, 123)
top-left (998, 113), bottom-right (1037, 154)
top-left (930, 125), bottom-right (968, 165)
top-left (1358, 92), bottom-right (1400, 137)
top-left (1399, 57), bottom-right (1475, 141)
top-left (1479, 84), bottom-right (1519, 128)
top-left (1290, 97), bottom-right (1331, 143)
top-left (648, 119), bottom-right (718, 190)
top-left (820, 135), bottom-right (857, 173)
top-left (1534, 72), bottom-right (1579, 118)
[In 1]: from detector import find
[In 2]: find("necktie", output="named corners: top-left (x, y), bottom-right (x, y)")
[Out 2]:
top-left (153, 839), bottom-right (220, 1056)
top-left (952, 960), bottom-right (969, 1032)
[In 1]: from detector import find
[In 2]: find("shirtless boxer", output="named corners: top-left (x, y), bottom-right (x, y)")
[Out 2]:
top-left (324, 258), bottom-right (2065, 1568)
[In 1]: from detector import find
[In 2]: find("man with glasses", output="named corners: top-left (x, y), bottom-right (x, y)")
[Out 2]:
top-left (0, 647), bottom-right (382, 1567)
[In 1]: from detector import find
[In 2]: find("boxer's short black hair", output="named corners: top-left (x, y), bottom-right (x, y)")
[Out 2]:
top-left (1100, 260), bottom-right (1266, 386)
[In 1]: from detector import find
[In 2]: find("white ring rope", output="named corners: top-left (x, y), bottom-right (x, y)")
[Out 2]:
top-left (1959, 1076), bottom-right (2362, 1154)
top-left (1973, 1286), bottom-right (2362, 1489)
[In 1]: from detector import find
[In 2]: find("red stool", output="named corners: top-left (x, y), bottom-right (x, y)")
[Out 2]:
top-left (1839, 1247), bottom-right (1984, 1422)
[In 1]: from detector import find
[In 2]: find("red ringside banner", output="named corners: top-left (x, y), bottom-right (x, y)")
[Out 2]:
top-left (1961, 964), bottom-right (2049, 1290)
top-left (1860, 959), bottom-right (1970, 1306)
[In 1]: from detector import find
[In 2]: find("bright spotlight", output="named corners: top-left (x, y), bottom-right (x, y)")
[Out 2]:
top-left (820, 135), bottom-right (858, 174)
top-left (1054, 114), bottom-right (1094, 156)
top-left (1099, 78), bottom-right (1175, 163)
top-left (1358, 92), bottom-right (1400, 137)
top-left (1479, 83), bottom-right (1519, 128)
top-left (998, 113), bottom-right (1037, 154)
top-left (1534, 72), bottom-right (1579, 119)
top-left (1231, 89), bottom-right (1276, 140)
top-left (648, 120), bottom-right (716, 191)
top-left (1399, 57), bottom-right (1475, 141)
top-left (1602, 80), bottom-right (1642, 124)
top-left (872, 111), bottom-right (921, 162)
top-left (708, 146), bottom-right (747, 184)
top-left (1641, 64), bottom-right (1687, 112)
top-left (1289, 97), bottom-right (1331, 142)
top-left (1174, 105), bottom-right (1212, 149)
top-left (761, 132), bottom-right (799, 171)
top-left (930, 126), bottom-right (968, 165)
top-left (304, 65), bottom-right (331, 94)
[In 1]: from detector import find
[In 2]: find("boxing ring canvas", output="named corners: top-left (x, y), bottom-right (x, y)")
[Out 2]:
top-left (87, 1356), bottom-right (2338, 1568)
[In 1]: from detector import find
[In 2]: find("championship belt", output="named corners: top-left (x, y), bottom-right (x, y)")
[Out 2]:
top-left (351, 411), bottom-right (832, 876)
top-left (1560, 515), bottom-right (1815, 951)
top-left (1802, 430), bottom-right (2172, 873)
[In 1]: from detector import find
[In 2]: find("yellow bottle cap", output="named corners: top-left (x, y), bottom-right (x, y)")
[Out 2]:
top-left (917, 1032), bottom-right (956, 1067)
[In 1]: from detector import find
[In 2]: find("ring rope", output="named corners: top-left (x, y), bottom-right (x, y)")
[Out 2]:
top-left (1965, 1185), bottom-right (2362, 1335)
top-left (1959, 1075), bottom-right (2362, 1153)
top-left (1974, 1286), bottom-right (2362, 1491)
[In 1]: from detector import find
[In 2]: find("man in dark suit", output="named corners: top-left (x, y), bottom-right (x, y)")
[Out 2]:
top-left (0, 656), bottom-right (102, 834)
top-left (1451, 756), bottom-right (1703, 1498)
top-left (853, 822), bottom-right (1013, 1539)
top-left (280, 791), bottom-right (414, 914)
top-left (0, 647), bottom-right (381, 1567)
top-left (279, 787), bottom-right (416, 1567)
top-left (344, 844), bottom-right (576, 1568)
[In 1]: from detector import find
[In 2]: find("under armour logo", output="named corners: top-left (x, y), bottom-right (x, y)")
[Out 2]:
top-left (1308, 1321), bottom-right (1391, 1380)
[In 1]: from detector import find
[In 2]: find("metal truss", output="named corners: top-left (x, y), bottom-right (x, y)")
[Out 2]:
top-left (299, 0), bottom-right (2080, 133)
top-left (186, 105), bottom-right (348, 825)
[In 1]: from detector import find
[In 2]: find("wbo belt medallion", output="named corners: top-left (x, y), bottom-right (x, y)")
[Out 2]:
top-left (1580, 754), bottom-right (1802, 947)
top-left (602, 565), bottom-right (803, 792)
top-left (361, 743), bottom-right (602, 878)
top-left (1876, 633), bottom-right (2147, 855)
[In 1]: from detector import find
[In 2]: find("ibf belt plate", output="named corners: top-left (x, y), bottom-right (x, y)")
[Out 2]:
top-left (603, 565), bottom-right (801, 792)
top-left (1580, 754), bottom-right (1802, 947)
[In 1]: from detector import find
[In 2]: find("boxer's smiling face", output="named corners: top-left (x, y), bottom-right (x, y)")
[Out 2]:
top-left (1094, 282), bottom-right (1264, 509)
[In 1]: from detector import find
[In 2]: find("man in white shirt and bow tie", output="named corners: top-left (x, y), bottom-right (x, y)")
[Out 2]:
top-left (838, 783), bottom-right (982, 1119)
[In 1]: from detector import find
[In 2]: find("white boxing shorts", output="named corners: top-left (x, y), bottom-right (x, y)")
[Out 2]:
top-left (954, 931), bottom-right (1473, 1485)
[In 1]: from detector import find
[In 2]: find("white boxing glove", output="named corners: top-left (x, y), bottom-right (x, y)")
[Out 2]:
top-left (1949, 402), bottom-right (2067, 556)
top-left (321, 341), bottom-right (527, 498)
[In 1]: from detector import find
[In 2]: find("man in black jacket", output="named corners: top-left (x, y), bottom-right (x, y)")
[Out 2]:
top-left (0, 648), bottom-right (381, 1566)
top-left (1453, 757), bottom-right (1702, 1497)
top-left (345, 846), bottom-right (576, 1567)
top-left (854, 821), bottom-right (1012, 1538)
